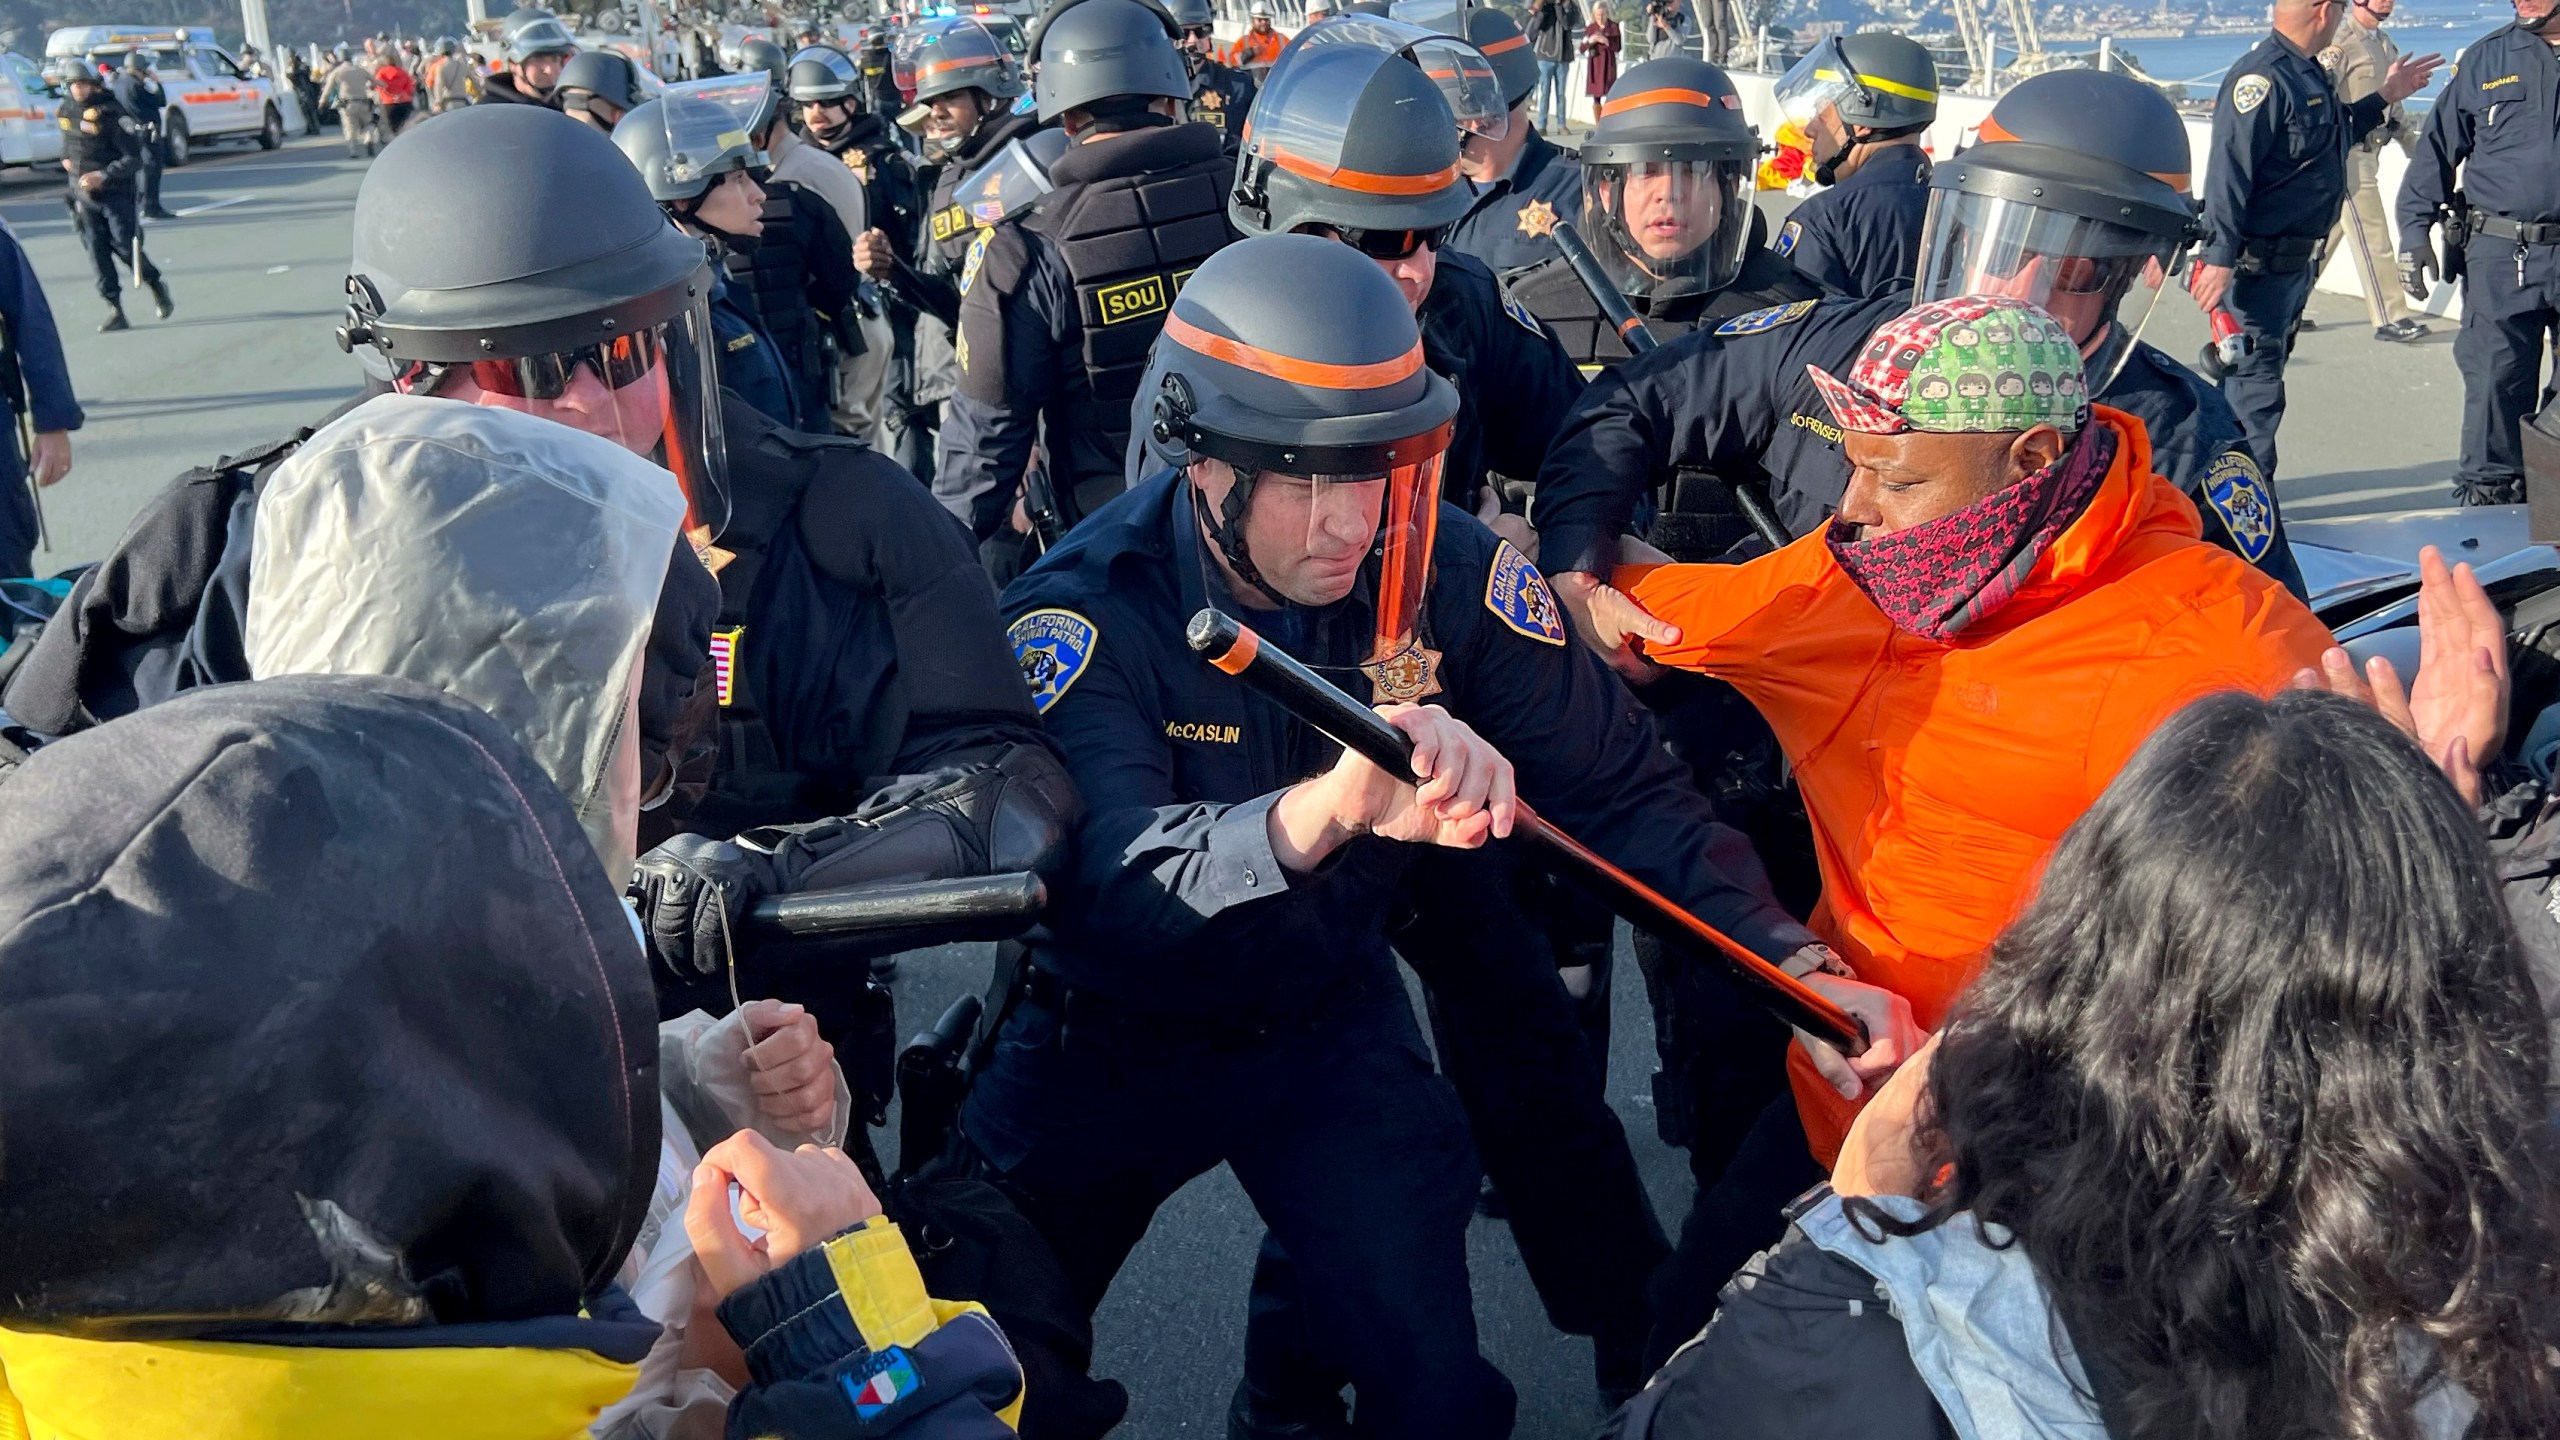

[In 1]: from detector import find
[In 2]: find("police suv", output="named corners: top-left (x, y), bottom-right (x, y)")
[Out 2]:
top-left (43, 26), bottom-right (285, 163)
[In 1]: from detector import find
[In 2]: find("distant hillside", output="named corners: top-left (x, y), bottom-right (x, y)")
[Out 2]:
top-left (0, 0), bottom-right (474, 55)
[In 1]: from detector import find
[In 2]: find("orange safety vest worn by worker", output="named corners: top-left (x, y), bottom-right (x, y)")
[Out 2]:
top-left (1619, 406), bottom-right (2333, 1164)
top-left (1224, 26), bottom-right (1287, 68)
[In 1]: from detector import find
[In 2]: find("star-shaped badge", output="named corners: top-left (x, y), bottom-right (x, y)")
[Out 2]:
top-left (1517, 198), bottom-right (1559, 238)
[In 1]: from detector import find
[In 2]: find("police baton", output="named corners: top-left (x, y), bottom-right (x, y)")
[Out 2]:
top-left (743, 870), bottom-right (1046, 946)
top-left (1186, 608), bottom-right (1869, 1055)
top-left (1550, 219), bottom-right (1793, 553)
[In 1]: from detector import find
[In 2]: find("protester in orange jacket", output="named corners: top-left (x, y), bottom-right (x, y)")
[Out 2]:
top-left (1584, 297), bottom-right (2333, 1348)
top-left (1222, 0), bottom-right (1288, 71)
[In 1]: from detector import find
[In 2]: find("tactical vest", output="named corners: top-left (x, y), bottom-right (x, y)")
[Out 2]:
top-left (725, 185), bottom-right (831, 408)
top-left (1019, 145), bottom-right (1232, 522)
top-left (914, 115), bottom-right (1041, 410)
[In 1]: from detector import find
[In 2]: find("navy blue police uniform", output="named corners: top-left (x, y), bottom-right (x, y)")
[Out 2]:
top-left (935, 120), bottom-right (1235, 558)
top-left (1770, 143), bottom-right (1930, 299)
top-left (1531, 293), bottom-right (2306, 595)
top-left (2398, 22), bottom-right (2560, 504)
top-left (2201, 32), bottom-right (2393, 478)
top-left (0, 220), bottom-right (80, 578)
top-left (1188, 57), bottom-right (1256, 155)
top-left (1444, 127), bottom-right (1585, 277)
top-left (56, 88), bottom-right (164, 314)
top-left (962, 471), bottom-right (1818, 1438)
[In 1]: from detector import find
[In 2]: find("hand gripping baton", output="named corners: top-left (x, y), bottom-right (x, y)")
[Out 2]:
top-left (1550, 219), bottom-right (1793, 553)
top-left (1187, 608), bottom-right (1869, 1054)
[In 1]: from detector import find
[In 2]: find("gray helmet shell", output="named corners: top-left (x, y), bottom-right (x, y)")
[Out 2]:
top-left (505, 10), bottom-right (578, 63)
top-left (340, 105), bottom-right (711, 364)
top-left (1581, 56), bottom-right (1757, 165)
top-left (555, 49), bottom-right (646, 110)
top-left (1830, 31), bottom-right (1937, 130)
top-left (1032, 0), bottom-right (1190, 121)
top-left (1143, 234), bottom-right (1457, 473)
top-left (1936, 68), bottom-right (2197, 240)
top-left (1453, 6), bottom-right (1539, 110)
top-left (1231, 44), bottom-right (1474, 236)
top-left (1162, 0), bottom-right (1216, 26)
top-left (787, 45), bottom-right (860, 101)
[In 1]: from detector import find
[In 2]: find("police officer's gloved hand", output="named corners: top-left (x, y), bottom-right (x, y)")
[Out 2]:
top-left (630, 834), bottom-right (781, 981)
top-left (2399, 247), bottom-right (2437, 305)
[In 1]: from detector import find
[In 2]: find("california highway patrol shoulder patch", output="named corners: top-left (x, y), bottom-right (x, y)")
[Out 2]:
top-left (2233, 74), bottom-right (2271, 114)
top-left (2203, 450), bottom-right (2276, 562)
top-left (1008, 608), bottom-right (1098, 713)
top-left (1715, 298), bottom-right (1819, 337)
top-left (1485, 540), bottom-right (1567, 645)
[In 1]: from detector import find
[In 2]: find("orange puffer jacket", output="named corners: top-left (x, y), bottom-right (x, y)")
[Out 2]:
top-left (1621, 406), bottom-right (2334, 1162)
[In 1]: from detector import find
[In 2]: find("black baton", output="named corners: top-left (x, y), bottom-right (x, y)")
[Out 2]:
top-left (1187, 609), bottom-right (1868, 1054)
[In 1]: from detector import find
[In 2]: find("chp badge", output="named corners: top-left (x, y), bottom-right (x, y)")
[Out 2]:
top-left (2232, 74), bottom-right (2271, 114)
top-left (1008, 608), bottom-right (1098, 714)
top-left (2203, 451), bottom-right (2277, 563)
top-left (1485, 539), bottom-right (1566, 645)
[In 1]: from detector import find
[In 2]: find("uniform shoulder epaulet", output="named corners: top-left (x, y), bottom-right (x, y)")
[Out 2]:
top-left (1714, 298), bottom-right (1819, 337)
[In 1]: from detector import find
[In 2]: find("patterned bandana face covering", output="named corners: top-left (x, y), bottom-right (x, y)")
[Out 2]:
top-left (1806, 295), bottom-right (2090, 436)
top-left (1827, 420), bottom-right (2119, 641)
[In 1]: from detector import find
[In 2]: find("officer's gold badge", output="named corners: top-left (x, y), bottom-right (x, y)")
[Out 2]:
top-left (1516, 198), bottom-right (1559, 238)
top-left (1363, 642), bottom-right (1444, 704)
top-left (844, 150), bottom-right (872, 182)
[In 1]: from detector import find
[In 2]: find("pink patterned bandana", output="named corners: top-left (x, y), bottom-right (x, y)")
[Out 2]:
top-left (1826, 420), bottom-right (2117, 641)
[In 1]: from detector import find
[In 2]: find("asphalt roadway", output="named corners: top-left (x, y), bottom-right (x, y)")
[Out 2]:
top-left (10, 130), bottom-right (2478, 1438)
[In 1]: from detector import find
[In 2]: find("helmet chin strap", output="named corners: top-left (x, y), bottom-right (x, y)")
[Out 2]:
top-left (2522, 3), bottom-right (2557, 32)
top-left (1198, 466), bottom-right (1276, 600)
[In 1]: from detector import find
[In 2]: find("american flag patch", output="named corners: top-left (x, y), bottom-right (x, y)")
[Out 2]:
top-left (711, 627), bottom-right (742, 707)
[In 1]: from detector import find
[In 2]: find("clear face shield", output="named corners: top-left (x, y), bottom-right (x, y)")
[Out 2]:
top-left (1583, 156), bottom-right (1754, 297)
top-left (1285, 14), bottom-right (1509, 144)
top-left (660, 72), bottom-right (774, 178)
top-left (894, 18), bottom-right (1011, 115)
top-left (1911, 188), bottom-right (2183, 390)
top-left (959, 133), bottom-right (1058, 225)
top-left (1773, 37), bottom-right (1865, 134)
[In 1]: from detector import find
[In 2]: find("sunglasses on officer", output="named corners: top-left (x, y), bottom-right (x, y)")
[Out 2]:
top-left (1299, 222), bottom-right (1455, 261)
top-left (1181, 24), bottom-right (1217, 42)
top-left (404, 331), bottom-right (664, 402)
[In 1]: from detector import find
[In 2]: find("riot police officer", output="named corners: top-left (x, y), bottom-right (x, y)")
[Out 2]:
top-left (2399, 0), bottom-right (2560, 506)
top-left (852, 18), bottom-right (1036, 483)
top-left (479, 8), bottom-right (576, 107)
top-left (707, 73), bottom-right (862, 434)
top-left (1227, 37), bottom-right (1583, 508)
top-left (554, 47), bottom-right (647, 132)
top-left (56, 65), bottom-right (171, 333)
top-left (936, 0), bottom-right (1232, 571)
top-left (962, 233), bottom-right (1866, 1439)
top-left (1535, 68), bottom-right (2305, 590)
top-left (1164, 0), bottom-right (1256, 152)
top-left (1766, 30), bottom-right (1938, 298)
top-left (1437, 3), bottom-right (1585, 276)
top-left (1510, 57), bottom-right (1824, 367)
top-left (2190, 0), bottom-right (2436, 477)
top-left (611, 89), bottom-right (808, 429)
top-left (108, 50), bottom-right (172, 222)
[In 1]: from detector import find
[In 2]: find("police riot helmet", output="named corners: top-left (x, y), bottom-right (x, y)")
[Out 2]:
top-left (1579, 58), bottom-right (1759, 298)
top-left (556, 49), bottom-right (649, 118)
top-left (895, 16), bottom-right (1026, 104)
top-left (1775, 31), bottom-right (1937, 135)
top-left (787, 45), bottom-right (861, 102)
top-left (737, 36), bottom-right (791, 87)
top-left (122, 48), bottom-right (149, 72)
top-left (1160, 0), bottom-right (1215, 27)
top-left (611, 78), bottom-right (772, 203)
top-left (504, 9), bottom-right (579, 63)
top-left (1231, 43), bottom-right (1476, 238)
top-left (1388, 0), bottom-right (1540, 110)
top-left (335, 105), bottom-right (730, 536)
top-left (1029, 0), bottom-right (1189, 122)
top-left (1916, 67), bottom-right (2199, 387)
top-left (1143, 233), bottom-right (1457, 678)
top-left (1280, 14), bottom-right (1510, 144)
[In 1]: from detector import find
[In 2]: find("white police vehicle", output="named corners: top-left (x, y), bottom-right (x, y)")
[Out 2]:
top-left (43, 26), bottom-right (285, 164)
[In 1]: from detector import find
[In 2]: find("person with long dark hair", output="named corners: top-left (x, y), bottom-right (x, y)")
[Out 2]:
top-left (1605, 687), bottom-right (2560, 1440)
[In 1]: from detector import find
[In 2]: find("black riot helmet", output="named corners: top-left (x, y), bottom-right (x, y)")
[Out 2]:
top-left (1389, 0), bottom-right (1539, 110)
top-left (611, 78), bottom-right (771, 204)
top-left (1029, 0), bottom-right (1189, 123)
top-left (787, 44), bottom-right (860, 102)
top-left (896, 16), bottom-right (1026, 103)
top-left (334, 105), bottom-right (729, 536)
top-left (1143, 233), bottom-right (1457, 683)
top-left (1916, 67), bottom-right (2199, 387)
top-left (1280, 14), bottom-right (1510, 144)
top-left (1161, 0), bottom-right (1215, 26)
top-left (1231, 43), bottom-right (1476, 239)
top-left (737, 36), bottom-right (790, 88)
top-left (1578, 57), bottom-right (1759, 298)
top-left (555, 49), bottom-right (649, 122)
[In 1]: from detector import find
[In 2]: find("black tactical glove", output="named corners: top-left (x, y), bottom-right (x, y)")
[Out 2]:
top-left (2400, 245), bottom-right (2437, 305)
top-left (628, 833), bottom-right (781, 981)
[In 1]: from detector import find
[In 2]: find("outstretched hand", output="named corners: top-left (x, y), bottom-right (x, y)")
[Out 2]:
top-left (2293, 545), bottom-right (2507, 803)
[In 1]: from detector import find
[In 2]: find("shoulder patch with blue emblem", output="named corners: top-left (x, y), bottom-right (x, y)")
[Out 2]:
top-left (1484, 540), bottom-right (1567, 646)
top-left (1501, 286), bottom-right (1545, 336)
top-left (2202, 449), bottom-right (2276, 563)
top-left (1774, 219), bottom-right (1802, 258)
top-left (1715, 299), bottom-right (1819, 337)
top-left (960, 230), bottom-right (991, 297)
top-left (1008, 608), bottom-right (1098, 713)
